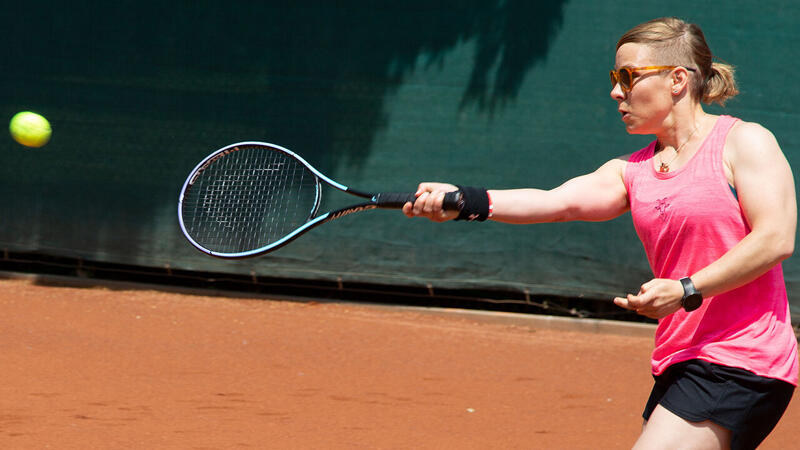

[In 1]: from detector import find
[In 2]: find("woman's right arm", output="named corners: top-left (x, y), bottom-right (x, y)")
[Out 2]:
top-left (403, 156), bottom-right (630, 224)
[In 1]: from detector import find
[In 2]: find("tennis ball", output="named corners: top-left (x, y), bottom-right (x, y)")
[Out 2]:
top-left (9, 111), bottom-right (52, 148)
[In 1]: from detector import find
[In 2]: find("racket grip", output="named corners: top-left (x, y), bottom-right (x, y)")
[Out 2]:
top-left (373, 191), bottom-right (462, 210)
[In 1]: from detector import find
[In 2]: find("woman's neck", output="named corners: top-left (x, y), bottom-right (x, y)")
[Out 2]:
top-left (655, 105), bottom-right (710, 151)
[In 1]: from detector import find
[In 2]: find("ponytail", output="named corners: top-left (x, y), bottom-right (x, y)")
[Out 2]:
top-left (701, 61), bottom-right (738, 106)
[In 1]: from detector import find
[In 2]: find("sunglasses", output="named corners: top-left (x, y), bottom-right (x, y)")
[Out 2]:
top-left (610, 66), bottom-right (697, 92)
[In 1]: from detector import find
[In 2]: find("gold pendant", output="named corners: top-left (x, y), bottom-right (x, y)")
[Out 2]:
top-left (659, 162), bottom-right (670, 173)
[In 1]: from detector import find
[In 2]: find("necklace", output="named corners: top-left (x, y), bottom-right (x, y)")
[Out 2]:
top-left (657, 125), bottom-right (700, 173)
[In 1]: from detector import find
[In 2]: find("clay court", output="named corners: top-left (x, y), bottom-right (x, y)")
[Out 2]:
top-left (1, 276), bottom-right (797, 449)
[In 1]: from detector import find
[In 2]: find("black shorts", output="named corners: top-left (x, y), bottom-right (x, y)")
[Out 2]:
top-left (643, 359), bottom-right (795, 450)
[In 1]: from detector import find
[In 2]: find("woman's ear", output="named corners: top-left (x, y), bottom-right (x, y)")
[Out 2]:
top-left (671, 68), bottom-right (691, 95)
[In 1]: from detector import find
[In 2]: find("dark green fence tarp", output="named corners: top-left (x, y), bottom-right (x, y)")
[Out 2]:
top-left (2, 1), bottom-right (799, 322)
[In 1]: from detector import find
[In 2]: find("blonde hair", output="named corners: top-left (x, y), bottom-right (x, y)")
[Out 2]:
top-left (616, 17), bottom-right (738, 106)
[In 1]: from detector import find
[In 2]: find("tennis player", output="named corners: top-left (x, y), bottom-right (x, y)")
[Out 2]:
top-left (403, 17), bottom-right (797, 450)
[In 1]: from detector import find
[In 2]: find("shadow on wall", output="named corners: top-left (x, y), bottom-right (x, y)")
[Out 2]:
top-left (4, 0), bottom-right (569, 171)
top-left (0, 0), bottom-right (568, 264)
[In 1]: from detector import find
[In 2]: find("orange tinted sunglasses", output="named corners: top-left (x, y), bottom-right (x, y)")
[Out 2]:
top-left (610, 65), bottom-right (696, 92)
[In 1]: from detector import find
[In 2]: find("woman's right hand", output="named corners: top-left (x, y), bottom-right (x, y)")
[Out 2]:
top-left (402, 182), bottom-right (460, 222)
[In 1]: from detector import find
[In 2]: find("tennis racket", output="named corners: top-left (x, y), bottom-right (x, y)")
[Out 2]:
top-left (178, 141), bottom-right (461, 259)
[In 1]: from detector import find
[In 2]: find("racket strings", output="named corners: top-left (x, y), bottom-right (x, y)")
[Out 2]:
top-left (182, 145), bottom-right (320, 253)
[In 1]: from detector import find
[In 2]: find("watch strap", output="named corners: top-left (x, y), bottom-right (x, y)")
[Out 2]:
top-left (679, 277), bottom-right (696, 297)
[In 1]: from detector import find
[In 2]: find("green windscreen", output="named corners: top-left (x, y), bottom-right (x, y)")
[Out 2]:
top-left (2, 1), bottom-right (799, 323)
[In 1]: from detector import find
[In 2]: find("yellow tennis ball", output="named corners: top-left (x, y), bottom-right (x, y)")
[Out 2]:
top-left (9, 111), bottom-right (52, 148)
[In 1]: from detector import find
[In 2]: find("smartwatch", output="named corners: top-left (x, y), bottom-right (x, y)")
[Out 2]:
top-left (679, 277), bottom-right (703, 312)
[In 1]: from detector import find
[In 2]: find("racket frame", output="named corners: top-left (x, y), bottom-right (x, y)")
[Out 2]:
top-left (178, 141), bottom-right (409, 259)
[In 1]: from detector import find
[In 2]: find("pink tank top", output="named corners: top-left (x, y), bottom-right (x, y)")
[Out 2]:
top-left (624, 115), bottom-right (798, 385)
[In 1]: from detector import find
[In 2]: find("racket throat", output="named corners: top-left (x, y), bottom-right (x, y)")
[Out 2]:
top-left (328, 204), bottom-right (378, 220)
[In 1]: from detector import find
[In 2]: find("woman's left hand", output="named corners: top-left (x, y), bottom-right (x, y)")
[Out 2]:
top-left (614, 279), bottom-right (684, 319)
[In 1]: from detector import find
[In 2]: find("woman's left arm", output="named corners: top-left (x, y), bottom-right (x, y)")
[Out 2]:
top-left (693, 122), bottom-right (796, 294)
top-left (616, 122), bottom-right (797, 318)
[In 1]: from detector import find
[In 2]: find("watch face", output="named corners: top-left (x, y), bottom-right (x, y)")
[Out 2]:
top-left (683, 294), bottom-right (703, 312)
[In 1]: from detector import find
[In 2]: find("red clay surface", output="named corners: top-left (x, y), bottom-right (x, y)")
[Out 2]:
top-left (1, 277), bottom-right (797, 449)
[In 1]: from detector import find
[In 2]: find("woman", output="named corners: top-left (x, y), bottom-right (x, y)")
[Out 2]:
top-left (403, 17), bottom-right (798, 450)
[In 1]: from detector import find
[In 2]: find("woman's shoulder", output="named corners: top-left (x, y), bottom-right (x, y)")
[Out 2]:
top-left (728, 118), bottom-right (775, 141)
top-left (723, 117), bottom-right (784, 172)
top-left (726, 118), bottom-right (780, 157)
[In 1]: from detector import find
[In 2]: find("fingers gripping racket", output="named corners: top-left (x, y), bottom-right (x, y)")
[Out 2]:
top-left (178, 142), bottom-right (460, 259)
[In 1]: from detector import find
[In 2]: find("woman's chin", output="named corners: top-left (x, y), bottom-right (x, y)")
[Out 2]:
top-left (623, 120), bottom-right (651, 135)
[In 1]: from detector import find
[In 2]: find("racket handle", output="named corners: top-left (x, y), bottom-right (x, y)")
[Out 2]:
top-left (373, 191), bottom-right (462, 210)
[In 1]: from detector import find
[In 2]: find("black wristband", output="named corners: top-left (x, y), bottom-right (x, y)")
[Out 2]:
top-left (453, 185), bottom-right (490, 221)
